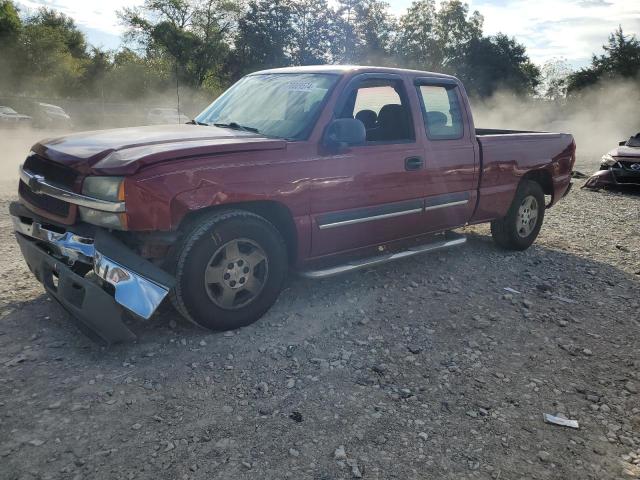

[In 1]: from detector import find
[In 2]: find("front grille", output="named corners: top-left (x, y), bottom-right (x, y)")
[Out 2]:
top-left (20, 154), bottom-right (78, 218)
top-left (19, 180), bottom-right (70, 217)
top-left (24, 154), bottom-right (78, 189)
top-left (619, 160), bottom-right (640, 171)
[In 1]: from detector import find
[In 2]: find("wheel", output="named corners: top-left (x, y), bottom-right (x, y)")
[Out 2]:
top-left (171, 210), bottom-right (288, 330)
top-left (490, 180), bottom-right (545, 251)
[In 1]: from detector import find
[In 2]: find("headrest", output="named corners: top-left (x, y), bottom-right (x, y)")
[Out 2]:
top-left (378, 104), bottom-right (407, 125)
top-left (426, 111), bottom-right (448, 127)
top-left (355, 109), bottom-right (377, 129)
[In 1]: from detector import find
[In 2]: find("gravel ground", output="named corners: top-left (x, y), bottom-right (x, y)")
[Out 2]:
top-left (0, 148), bottom-right (639, 480)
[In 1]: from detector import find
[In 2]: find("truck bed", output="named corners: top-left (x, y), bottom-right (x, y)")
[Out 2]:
top-left (471, 129), bottom-right (575, 224)
top-left (476, 128), bottom-right (544, 136)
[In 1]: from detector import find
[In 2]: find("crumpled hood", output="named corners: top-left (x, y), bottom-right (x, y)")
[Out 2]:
top-left (32, 124), bottom-right (287, 175)
top-left (611, 145), bottom-right (640, 158)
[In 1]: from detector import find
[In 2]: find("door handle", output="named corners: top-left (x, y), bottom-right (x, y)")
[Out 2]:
top-left (405, 156), bottom-right (423, 171)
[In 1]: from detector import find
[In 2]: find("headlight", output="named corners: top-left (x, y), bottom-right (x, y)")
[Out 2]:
top-left (82, 176), bottom-right (124, 201)
top-left (601, 153), bottom-right (617, 166)
top-left (79, 207), bottom-right (127, 229)
top-left (80, 176), bottom-right (127, 230)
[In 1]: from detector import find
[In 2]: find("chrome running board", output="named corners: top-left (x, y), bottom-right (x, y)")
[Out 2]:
top-left (299, 233), bottom-right (466, 279)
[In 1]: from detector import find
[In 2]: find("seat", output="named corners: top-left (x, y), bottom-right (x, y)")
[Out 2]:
top-left (368, 104), bottom-right (411, 141)
top-left (355, 109), bottom-right (377, 129)
top-left (426, 111), bottom-right (449, 137)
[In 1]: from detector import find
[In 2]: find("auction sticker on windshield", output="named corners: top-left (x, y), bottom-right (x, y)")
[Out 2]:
top-left (285, 81), bottom-right (316, 92)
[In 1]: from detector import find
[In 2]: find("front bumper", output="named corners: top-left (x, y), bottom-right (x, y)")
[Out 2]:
top-left (583, 166), bottom-right (640, 189)
top-left (11, 202), bottom-right (175, 343)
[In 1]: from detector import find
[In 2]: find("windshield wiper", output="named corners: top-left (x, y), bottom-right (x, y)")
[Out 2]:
top-left (187, 119), bottom-right (209, 126)
top-left (214, 122), bottom-right (260, 134)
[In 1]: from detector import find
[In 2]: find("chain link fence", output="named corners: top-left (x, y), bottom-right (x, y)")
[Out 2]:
top-left (0, 94), bottom-right (210, 130)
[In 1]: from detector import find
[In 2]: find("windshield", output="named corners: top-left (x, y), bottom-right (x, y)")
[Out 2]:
top-left (196, 73), bottom-right (338, 140)
top-left (0, 107), bottom-right (17, 114)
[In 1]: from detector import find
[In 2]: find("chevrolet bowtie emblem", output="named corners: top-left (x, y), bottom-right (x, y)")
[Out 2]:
top-left (28, 174), bottom-right (45, 194)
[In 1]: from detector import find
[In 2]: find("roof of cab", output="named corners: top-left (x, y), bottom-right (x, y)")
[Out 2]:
top-left (251, 65), bottom-right (457, 80)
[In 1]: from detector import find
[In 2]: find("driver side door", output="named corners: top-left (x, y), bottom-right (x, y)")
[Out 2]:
top-left (309, 74), bottom-right (428, 258)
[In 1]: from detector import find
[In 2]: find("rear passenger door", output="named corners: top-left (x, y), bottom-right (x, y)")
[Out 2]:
top-left (310, 74), bottom-right (428, 257)
top-left (415, 78), bottom-right (478, 231)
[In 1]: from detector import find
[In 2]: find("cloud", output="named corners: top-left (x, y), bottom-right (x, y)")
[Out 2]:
top-left (467, 0), bottom-right (640, 67)
top-left (15, 0), bottom-right (143, 47)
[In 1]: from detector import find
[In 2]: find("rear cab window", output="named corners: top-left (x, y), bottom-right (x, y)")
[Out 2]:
top-left (416, 83), bottom-right (464, 140)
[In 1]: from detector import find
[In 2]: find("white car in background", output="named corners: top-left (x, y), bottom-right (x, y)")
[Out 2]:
top-left (0, 106), bottom-right (32, 127)
top-left (146, 108), bottom-right (190, 125)
top-left (33, 103), bottom-right (73, 129)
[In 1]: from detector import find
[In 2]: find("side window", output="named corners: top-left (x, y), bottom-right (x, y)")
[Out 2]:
top-left (353, 86), bottom-right (400, 116)
top-left (340, 80), bottom-right (414, 143)
top-left (418, 85), bottom-right (464, 140)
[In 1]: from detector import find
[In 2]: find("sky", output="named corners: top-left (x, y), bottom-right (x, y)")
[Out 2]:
top-left (15, 0), bottom-right (640, 68)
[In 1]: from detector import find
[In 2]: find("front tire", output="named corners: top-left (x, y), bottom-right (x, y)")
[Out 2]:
top-left (491, 180), bottom-right (545, 251)
top-left (171, 210), bottom-right (288, 330)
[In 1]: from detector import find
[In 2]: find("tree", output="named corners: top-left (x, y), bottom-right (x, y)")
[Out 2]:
top-left (333, 0), bottom-right (363, 63)
top-left (290, 0), bottom-right (336, 65)
top-left (0, 0), bottom-right (20, 41)
top-left (396, 0), bottom-right (483, 72)
top-left (539, 58), bottom-right (572, 100)
top-left (434, 0), bottom-right (483, 70)
top-left (456, 34), bottom-right (540, 97)
top-left (332, 0), bottom-right (395, 63)
top-left (356, 0), bottom-right (396, 63)
top-left (0, 1), bottom-right (22, 91)
top-left (7, 8), bottom-right (89, 96)
top-left (396, 0), bottom-right (439, 69)
top-left (232, 0), bottom-right (295, 75)
top-left (120, 0), bottom-right (238, 88)
top-left (567, 26), bottom-right (640, 93)
top-left (28, 8), bottom-right (87, 58)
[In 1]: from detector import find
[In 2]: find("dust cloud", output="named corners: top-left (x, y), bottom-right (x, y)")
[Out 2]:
top-left (2, 79), bottom-right (638, 194)
top-left (470, 80), bottom-right (640, 171)
top-left (0, 128), bottom-right (57, 192)
top-left (0, 86), bottom-right (214, 193)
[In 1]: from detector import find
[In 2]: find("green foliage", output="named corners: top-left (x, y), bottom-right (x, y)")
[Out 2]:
top-left (457, 34), bottom-right (540, 97)
top-left (567, 27), bottom-right (640, 94)
top-left (233, 0), bottom-right (295, 76)
top-left (0, 0), bottom-right (20, 40)
top-left (0, 0), bottom-right (635, 103)
top-left (120, 0), bottom-right (238, 87)
top-left (0, 5), bottom-right (89, 96)
top-left (396, 0), bottom-right (438, 69)
top-left (290, 0), bottom-right (335, 66)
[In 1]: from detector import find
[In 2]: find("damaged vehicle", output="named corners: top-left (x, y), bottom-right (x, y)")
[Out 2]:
top-left (11, 66), bottom-right (575, 343)
top-left (584, 132), bottom-right (640, 188)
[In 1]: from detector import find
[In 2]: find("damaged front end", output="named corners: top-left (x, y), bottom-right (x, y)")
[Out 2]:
top-left (583, 161), bottom-right (640, 189)
top-left (11, 202), bottom-right (175, 343)
top-left (584, 137), bottom-right (640, 190)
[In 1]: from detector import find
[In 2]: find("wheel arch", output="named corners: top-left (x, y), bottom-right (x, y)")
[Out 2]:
top-left (176, 201), bottom-right (298, 265)
top-left (521, 168), bottom-right (553, 204)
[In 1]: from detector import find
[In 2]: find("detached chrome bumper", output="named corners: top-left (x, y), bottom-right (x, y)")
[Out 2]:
top-left (11, 203), bottom-right (175, 343)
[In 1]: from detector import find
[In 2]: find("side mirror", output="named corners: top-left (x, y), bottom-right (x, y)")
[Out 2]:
top-left (619, 140), bottom-right (627, 146)
top-left (323, 118), bottom-right (366, 152)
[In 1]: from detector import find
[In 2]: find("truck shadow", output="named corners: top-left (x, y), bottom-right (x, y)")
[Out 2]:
top-left (1, 230), bottom-right (637, 355)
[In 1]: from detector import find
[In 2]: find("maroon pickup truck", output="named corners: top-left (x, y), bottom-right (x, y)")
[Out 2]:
top-left (11, 66), bottom-right (575, 342)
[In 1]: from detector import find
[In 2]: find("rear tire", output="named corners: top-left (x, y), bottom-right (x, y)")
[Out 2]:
top-left (170, 210), bottom-right (287, 330)
top-left (491, 180), bottom-right (545, 251)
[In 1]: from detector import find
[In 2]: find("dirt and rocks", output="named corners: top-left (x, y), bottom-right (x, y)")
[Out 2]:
top-left (0, 150), bottom-right (639, 479)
